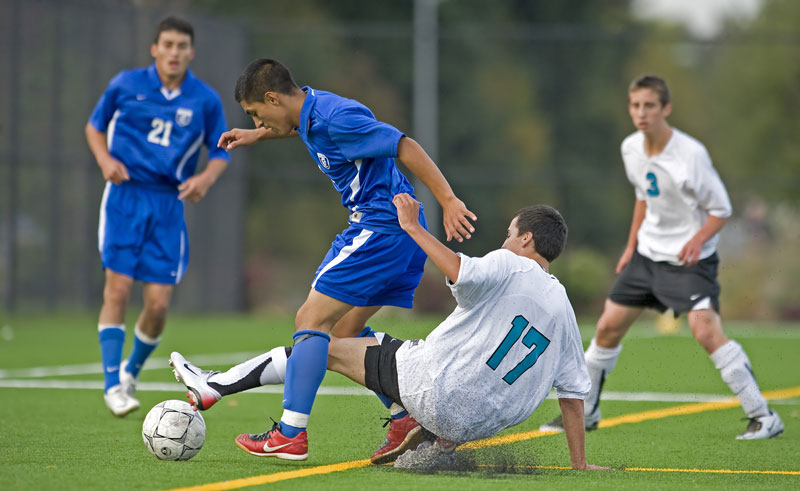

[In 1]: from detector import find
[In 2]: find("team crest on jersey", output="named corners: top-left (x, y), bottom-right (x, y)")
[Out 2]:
top-left (317, 152), bottom-right (330, 169)
top-left (175, 107), bottom-right (193, 127)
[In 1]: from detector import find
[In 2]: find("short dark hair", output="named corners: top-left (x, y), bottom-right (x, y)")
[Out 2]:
top-left (513, 205), bottom-right (567, 262)
top-left (154, 16), bottom-right (194, 45)
top-left (234, 58), bottom-right (300, 103)
top-left (628, 75), bottom-right (670, 107)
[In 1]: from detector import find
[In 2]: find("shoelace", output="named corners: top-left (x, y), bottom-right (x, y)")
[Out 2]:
top-left (249, 418), bottom-right (281, 441)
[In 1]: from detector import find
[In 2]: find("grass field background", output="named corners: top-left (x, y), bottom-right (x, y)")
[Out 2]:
top-left (0, 313), bottom-right (798, 490)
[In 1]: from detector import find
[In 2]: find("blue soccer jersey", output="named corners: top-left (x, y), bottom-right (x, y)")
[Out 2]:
top-left (89, 64), bottom-right (230, 188)
top-left (296, 87), bottom-right (417, 234)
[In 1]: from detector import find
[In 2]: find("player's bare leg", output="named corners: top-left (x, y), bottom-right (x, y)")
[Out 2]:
top-left (119, 283), bottom-right (173, 403)
top-left (691, 308), bottom-right (783, 439)
top-left (331, 305), bottom-right (382, 338)
top-left (98, 270), bottom-right (137, 416)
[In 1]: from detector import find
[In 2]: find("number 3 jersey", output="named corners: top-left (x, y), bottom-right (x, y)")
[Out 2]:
top-left (88, 65), bottom-right (230, 188)
top-left (621, 129), bottom-right (732, 265)
top-left (395, 249), bottom-right (590, 443)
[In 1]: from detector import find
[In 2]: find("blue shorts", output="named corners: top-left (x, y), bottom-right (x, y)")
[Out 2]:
top-left (97, 181), bottom-right (188, 285)
top-left (312, 215), bottom-right (428, 309)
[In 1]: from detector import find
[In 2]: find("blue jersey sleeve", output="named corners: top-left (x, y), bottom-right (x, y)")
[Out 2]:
top-left (88, 72), bottom-right (124, 132)
top-left (203, 93), bottom-right (230, 162)
top-left (326, 108), bottom-right (404, 162)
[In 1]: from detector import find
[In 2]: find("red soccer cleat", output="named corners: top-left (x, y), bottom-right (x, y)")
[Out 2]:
top-left (370, 414), bottom-right (425, 464)
top-left (235, 423), bottom-right (308, 461)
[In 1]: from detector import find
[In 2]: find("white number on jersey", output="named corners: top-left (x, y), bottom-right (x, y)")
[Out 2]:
top-left (147, 118), bottom-right (173, 147)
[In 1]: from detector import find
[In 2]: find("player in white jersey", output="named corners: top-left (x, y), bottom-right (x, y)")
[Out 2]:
top-left (172, 194), bottom-right (608, 470)
top-left (540, 75), bottom-right (782, 440)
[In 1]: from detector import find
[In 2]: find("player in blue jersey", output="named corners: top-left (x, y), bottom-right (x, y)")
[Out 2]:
top-left (85, 17), bottom-right (230, 417)
top-left (216, 58), bottom-right (476, 460)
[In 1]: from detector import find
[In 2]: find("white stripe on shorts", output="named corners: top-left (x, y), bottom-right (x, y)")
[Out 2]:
top-left (97, 181), bottom-right (112, 252)
top-left (311, 228), bottom-right (373, 289)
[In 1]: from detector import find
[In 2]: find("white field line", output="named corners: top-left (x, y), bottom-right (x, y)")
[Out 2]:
top-left (0, 352), bottom-right (264, 379)
top-left (0, 378), bottom-right (798, 405)
top-left (2, 354), bottom-right (799, 405)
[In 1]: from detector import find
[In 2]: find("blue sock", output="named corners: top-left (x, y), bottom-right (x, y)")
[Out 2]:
top-left (126, 326), bottom-right (160, 378)
top-left (281, 330), bottom-right (330, 438)
top-left (392, 410), bottom-right (409, 420)
top-left (98, 324), bottom-right (125, 392)
top-left (357, 326), bottom-right (394, 410)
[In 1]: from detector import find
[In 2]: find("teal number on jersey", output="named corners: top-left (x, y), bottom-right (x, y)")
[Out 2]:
top-left (486, 315), bottom-right (551, 385)
top-left (645, 172), bottom-right (660, 196)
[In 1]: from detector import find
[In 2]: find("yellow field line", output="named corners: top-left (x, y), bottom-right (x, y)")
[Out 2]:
top-left (168, 460), bottom-right (372, 491)
top-left (482, 465), bottom-right (800, 476)
top-left (166, 385), bottom-right (800, 491)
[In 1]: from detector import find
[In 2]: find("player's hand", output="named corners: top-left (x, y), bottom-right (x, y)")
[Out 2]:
top-left (178, 174), bottom-right (213, 203)
top-left (615, 247), bottom-right (635, 274)
top-left (217, 128), bottom-right (261, 151)
top-left (393, 193), bottom-right (422, 231)
top-left (100, 157), bottom-right (130, 185)
top-left (442, 197), bottom-right (477, 243)
top-left (679, 237), bottom-right (703, 266)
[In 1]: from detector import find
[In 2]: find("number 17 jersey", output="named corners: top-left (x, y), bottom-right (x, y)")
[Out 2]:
top-left (395, 249), bottom-right (591, 443)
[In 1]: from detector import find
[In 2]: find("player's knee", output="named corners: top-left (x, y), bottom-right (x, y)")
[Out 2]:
top-left (143, 298), bottom-right (170, 320)
top-left (103, 282), bottom-right (131, 307)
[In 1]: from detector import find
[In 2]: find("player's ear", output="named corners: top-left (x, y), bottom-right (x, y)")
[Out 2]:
top-left (264, 91), bottom-right (279, 106)
top-left (662, 102), bottom-right (672, 118)
top-left (150, 43), bottom-right (158, 59)
top-left (522, 232), bottom-right (533, 248)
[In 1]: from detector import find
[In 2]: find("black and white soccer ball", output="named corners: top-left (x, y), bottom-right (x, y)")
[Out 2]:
top-left (142, 400), bottom-right (206, 461)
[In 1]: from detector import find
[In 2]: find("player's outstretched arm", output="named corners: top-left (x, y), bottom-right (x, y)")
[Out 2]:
top-left (396, 136), bottom-right (477, 243)
top-left (217, 126), bottom-right (297, 150)
top-left (85, 123), bottom-right (129, 184)
top-left (559, 398), bottom-right (610, 470)
top-left (394, 193), bottom-right (461, 283)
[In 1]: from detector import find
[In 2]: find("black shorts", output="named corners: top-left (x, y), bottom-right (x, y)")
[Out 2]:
top-left (609, 250), bottom-right (720, 316)
top-left (363, 334), bottom-right (405, 406)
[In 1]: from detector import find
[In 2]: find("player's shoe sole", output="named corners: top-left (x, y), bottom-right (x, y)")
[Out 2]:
top-left (169, 352), bottom-right (221, 411)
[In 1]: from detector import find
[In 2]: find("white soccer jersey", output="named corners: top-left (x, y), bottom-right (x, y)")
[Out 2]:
top-left (395, 249), bottom-right (590, 443)
top-left (621, 128), bottom-right (732, 264)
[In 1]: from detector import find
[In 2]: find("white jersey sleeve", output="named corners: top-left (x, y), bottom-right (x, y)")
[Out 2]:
top-left (553, 298), bottom-right (591, 399)
top-left (686, 146), bottom-right (732, 219)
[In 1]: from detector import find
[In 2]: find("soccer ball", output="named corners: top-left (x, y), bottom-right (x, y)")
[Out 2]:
top-left (142, 400), bottom-right (206, 461)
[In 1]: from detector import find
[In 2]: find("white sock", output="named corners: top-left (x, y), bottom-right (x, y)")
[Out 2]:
top-left (710, 340), bottom-right (769, 418)
top-left (209, 346), bottom-right (288, 388)
top-left (584, 338), bottom-right (622, 417)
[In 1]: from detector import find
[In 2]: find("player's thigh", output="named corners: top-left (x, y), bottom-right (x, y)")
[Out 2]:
top-left (295, 288), bottom-right (356, 334)
top-left (331, 306), bottom-right (383, 338)
top-left (327, 335), bottom-right (378, 385)
top-left (595, 299), bottom-right (643, 346)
